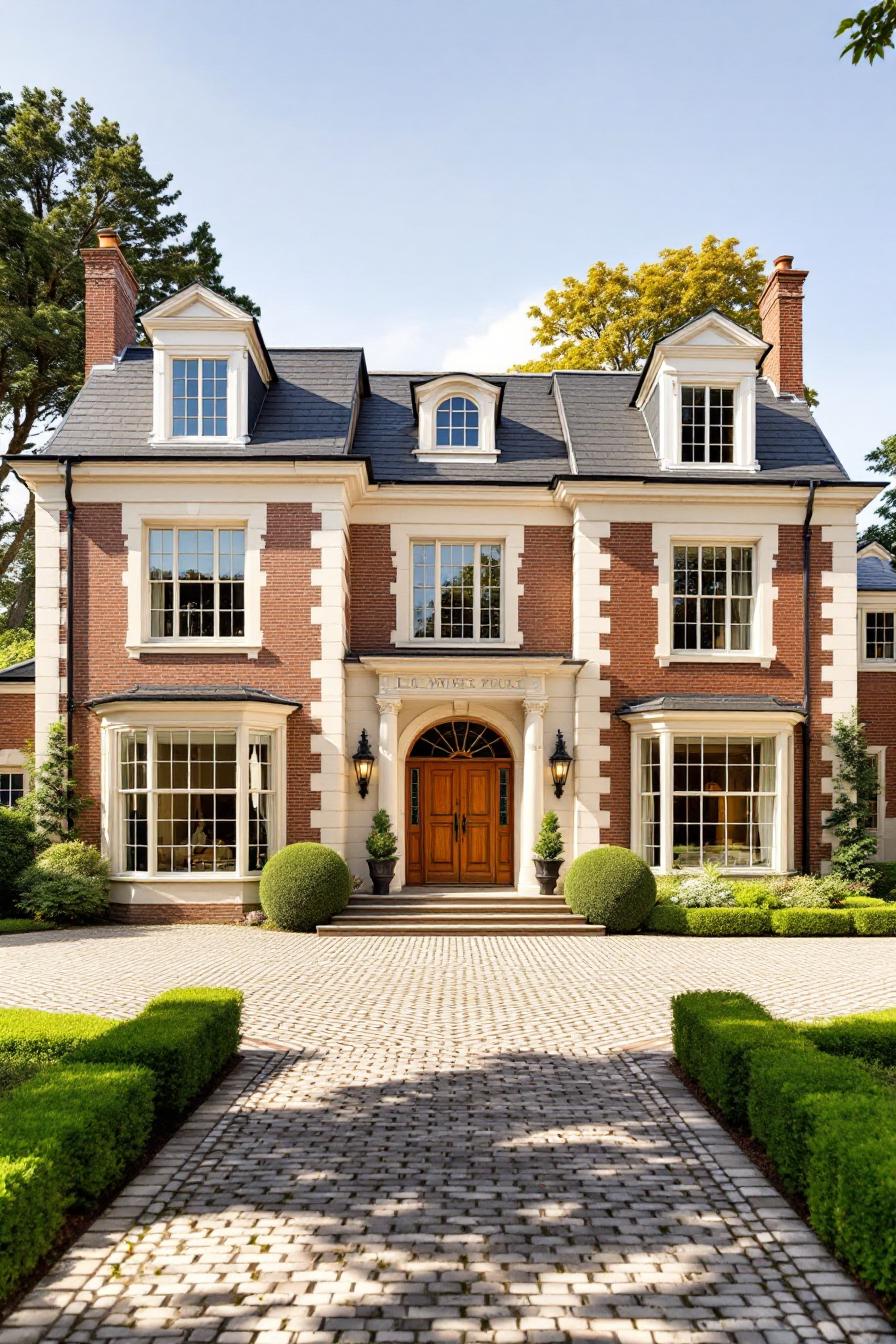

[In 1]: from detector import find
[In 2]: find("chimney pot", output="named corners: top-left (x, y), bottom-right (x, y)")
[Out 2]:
top-left (80, 229), bottom-right (139, 378)
top-left (759, 252), bottom-right (808, 398)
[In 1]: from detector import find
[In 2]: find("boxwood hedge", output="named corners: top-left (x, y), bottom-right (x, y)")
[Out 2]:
top-left (853, 906), bottom-right (896, 936)
top-left (769, 909), bottom-right (855, 937)
top-left (73, 987), bottom-right (243, 1120)
top-left (0, 1007), bottom-right (120, 1071)
top-left (801, 1007), bottom-right (896, 1069)
top-left (645, 906), bottom-right (772, 936)
top-left (0, 1153), bottom-right (63, 1300)
top-left (671, 991), bottom-right (807, 1127)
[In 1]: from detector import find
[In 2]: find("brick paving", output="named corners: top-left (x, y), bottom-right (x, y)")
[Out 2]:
top-left (0, 927), bottom-right (895, 1342)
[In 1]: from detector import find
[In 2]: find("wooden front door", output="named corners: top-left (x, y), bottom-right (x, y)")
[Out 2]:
top-left (405, 758), bottom-right (513, 886)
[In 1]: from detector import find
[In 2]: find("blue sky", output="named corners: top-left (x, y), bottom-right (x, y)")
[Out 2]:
top-left (3, 0), bottom-right (894, 505)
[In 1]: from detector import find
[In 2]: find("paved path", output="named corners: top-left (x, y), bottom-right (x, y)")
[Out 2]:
top-left (0, 927), bottom-right (895, 1343)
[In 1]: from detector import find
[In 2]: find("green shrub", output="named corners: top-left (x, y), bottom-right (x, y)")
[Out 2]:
top-left (806, 1094), bottom-right (896, 1295)
top-left (644, 906), bottom-right (771, 935)
top-left (0, 808), bottom-right (34, 915)
top-left (533, 811), bottom-right (564, 861)
top-left (259, 842), bottom-right (351, 931)
top-left (747, 1046), bottom-right (885, 1194)
top-left (0, 1152), bottom-right (63, 1300)
top-left (802, 1007), bottom-right (896, 1069)
top-left (671, 991), bottom-right (806, 1127)
top-left (643, 903), bottom-right (688, 933)
top-left (853, 906), bottom-right (896, 936)
top-left (841, 894), bottom-right (885, 908)
top-left (29, 840), bottom-right (109, 884)
top-left (671, 870), bottom-right (735, 907)
top-left (732, 880), bottom-right (780, 908)
top-left (0, 1064), bottom-right (154, 1205)
top-left (770, 908), bottom-right (854, 937)
top-left (564, 846), bottom-right (656, 932)
top-left (365, 810), bottom-right (398, 861)
top-left (654, 875), bottom-right (680, 904)
top-left (17, 871), bottom-right (108, 924)
top-left (869, 861), bottom-right (896, 901)
top-left (73, 987), bottom-right (242, 1120)
top-left (0, 1007), bottom-right (119, 1071)
top-left (0, 919), bottom-right (51, 935)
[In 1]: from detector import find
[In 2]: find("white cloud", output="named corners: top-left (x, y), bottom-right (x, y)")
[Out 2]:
top-left (439, 296), bottom-right (539, 373)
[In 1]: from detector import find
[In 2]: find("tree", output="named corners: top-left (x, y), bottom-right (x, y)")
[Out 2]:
top-left (861, 431), bottom-right (896, 553)
top-left (513, 236), bottom-right (766, 373)
top-left (0, 86), bottom-right (257, 628)
top-left (837, 3), bottom-right (896, 63)
top-left (20, 718), bottom-right (91, 846)
top-left (827, 710), bottom-right (880, 887)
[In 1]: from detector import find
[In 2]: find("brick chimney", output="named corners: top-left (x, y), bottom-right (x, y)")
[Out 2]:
top-left (758, 253), bottom-right (808, 398)
top-left (80, 228), bottom-right (139, 377)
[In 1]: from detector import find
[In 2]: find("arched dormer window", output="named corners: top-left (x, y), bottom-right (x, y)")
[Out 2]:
top-left (412, 374), bottom-right (503, 463)
top-left (436, 395), bottom-right (479, 448)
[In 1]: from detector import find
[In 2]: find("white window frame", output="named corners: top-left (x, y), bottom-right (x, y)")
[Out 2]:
top-left (627, 714), bottom-right (796, 875)
top-left (99, 704), bottom-right (289, 881)
top-left (0, 753), bottom-right (28, 808)
top-left (670, 542), bottom-right (756, 655)
top-left (148, 525), bottom-right (247, 641)
top-left (679, 384), bottom-right (736, 465)
top-left (866, 746), bottom-right (885, 856)
top-left (170, 356), bottom-right (230, 440)
top-left (410, 539), bottom-right (504, 644)
top-left (653, 522), bottom-right (778, 666)
top-left (413, 376), bottom-right (501, 463)
top-left (859, 601), bottom-right (896, 668)
top-left (389, 520), bottom-right (524, 649)
top-left (123, 502), bottom-right (266, 658)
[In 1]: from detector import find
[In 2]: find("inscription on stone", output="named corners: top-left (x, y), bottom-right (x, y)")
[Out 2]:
top-left (395, 675), bottom-right (529, 692)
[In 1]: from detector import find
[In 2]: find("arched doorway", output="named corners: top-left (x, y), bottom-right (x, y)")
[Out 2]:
top-left (405, 719), bottom-right (514, 886)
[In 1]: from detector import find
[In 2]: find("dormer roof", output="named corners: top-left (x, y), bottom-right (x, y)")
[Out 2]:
top-left (631, 308), bottom-right (771, 408)
top-left (141, 283), bottom-right (277, 384)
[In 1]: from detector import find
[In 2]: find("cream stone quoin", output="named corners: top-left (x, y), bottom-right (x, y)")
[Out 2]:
top-left (11, 241), bottom-right (887, 917)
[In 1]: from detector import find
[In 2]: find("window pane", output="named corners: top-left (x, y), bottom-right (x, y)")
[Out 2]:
top-left (434, 395), bottom-right (479, 449)
top-left (866, 611), bottom-right (895, 660)
top-left (412, 543), bottom-right (436, 638)
top-left (680, 385), bottom-right (706, 462)
top-left (670, 734), bottom-right (775, 869)
top-left (479, 543), bottom-right (502, 640)
top-left (639, 736), bottom-right (661, 867)
top-left (672, 543), bottom-right (754, 653)
top-left (0, 772), bottom-right (25, 808)
top-left (440, 543), bottom-right (474, 639)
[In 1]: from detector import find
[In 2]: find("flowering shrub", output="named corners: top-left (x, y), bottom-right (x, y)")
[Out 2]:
top-left (671, 874), bottom-right (735, 908)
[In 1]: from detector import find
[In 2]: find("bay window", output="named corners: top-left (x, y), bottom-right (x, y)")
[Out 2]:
top-left (412, 540), bottom-right (503, 641)
top-left (632, 725), bottom-right (791, 872)
top-left (116, 726), bottom-right (275, 876)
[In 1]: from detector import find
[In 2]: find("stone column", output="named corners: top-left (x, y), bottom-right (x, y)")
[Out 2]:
top-left (376, 696), bottom-right (402, 839)
top-left (519, 698), bottom-right (547, 893)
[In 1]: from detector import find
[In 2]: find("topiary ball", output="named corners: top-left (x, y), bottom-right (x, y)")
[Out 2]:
top-left (564, 845), bottom-right (657, 932)
top-left (259, 843), bottom-right (351, 932)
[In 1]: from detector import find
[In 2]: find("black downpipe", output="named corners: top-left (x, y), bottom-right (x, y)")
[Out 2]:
top-left (64, 460), bottom-right (76, 831)
top-left (801, 480), bottom-right (817, 872)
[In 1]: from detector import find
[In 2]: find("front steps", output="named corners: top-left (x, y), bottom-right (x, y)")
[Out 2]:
top-left (317, 889), bottom-right (606, 937)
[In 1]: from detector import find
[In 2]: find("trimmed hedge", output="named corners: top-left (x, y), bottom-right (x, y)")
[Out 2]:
top-left (73, 987), bottom-right (243, 1120)
top-left (769, 908), bottom-right (855, 937)
top-left (645, 906), bottom-right (772, 936)
top-left (0, 808), bottom-right (34, 915)
top-left (0, 1153), bottom-right (63, 1300)
top-left (853, 906), bottom-right (896, 936)
top-left (671, 991), bottom-right (806, 1127)
top-left (564, 845), bottom-right (656, 932)
top-left (259, 842), bottom-right (351, 931)
top-left (806, 1094), bottom-right (896, 1295)
top-left (0, 1007), bottom-right (119, 1071)
top-left (802, 1007), bottom-right (896, 1069)
top-left (0, 919), bottom-right (51, 935)
top-left (747, 1046), bottom-right (885, 1195)
top-left (0, 1064), bottom-right (154, 1205)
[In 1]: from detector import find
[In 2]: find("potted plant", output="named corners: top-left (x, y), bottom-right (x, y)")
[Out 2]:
top-left (366, 809), bottom-right (398, 895)
top-left (533, 811), bottom-right (564, 894)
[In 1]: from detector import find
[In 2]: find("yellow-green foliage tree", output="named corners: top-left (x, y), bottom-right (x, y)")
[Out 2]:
top-left (514, 236), bottom-right (766, 373)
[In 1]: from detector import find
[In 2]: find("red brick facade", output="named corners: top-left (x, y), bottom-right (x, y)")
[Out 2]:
top-left (80, 234), bottom-right (139, 377)
top-left (0, 692), bottom-right (34, 756)
top-left (70, 502), bottom-right (322, 849)
top-left (759, 256), bottom-right (808, 398)
top-left (599, 521), bottom-right (833, 870)
top-left (519, 526), bottom-right (573, 654)
top-left (348, 524), bottom-right (395, 650)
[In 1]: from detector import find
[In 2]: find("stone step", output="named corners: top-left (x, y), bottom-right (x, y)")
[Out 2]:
top-left (331, 910), bottom-right (587, 925)
top-left (345, 900), bottom-right (569, 914)
top-left (318, 921), bottom-right (606, 937)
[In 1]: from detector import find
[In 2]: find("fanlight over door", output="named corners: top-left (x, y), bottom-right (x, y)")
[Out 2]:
top-left (406, 720), bottom-right (513, 885)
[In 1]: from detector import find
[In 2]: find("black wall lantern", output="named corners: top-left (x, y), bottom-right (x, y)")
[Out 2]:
top-left (352, 729), bottom-right (375, 798)
top-left (549, 729), bottom-right (573, 798)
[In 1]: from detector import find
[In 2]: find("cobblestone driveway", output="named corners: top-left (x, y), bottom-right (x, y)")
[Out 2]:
top-left (1, 927), bottom-right (895, 1343)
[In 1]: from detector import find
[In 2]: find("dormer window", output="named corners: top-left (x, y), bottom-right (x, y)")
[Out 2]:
top-left (412, 374), bottom-right (502, 463)
top-left (632, 310), bottom-right (768, 473)
top-left (436, 396), bottom-right (479, 448)
top-left (681, 386), bottom-right (735, 464)
top-left (172, 358), bottom-right (228, 437)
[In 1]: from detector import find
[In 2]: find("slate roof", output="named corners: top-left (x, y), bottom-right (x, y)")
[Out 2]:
top-left (33, 341), bottom-right (850, 486)
top-left (0, 658), bottom-right (34, 683)
top-left (858, 552), bottom-right (896, 591)
top-left (86, 685), bottom-right (302, 708)
top-left (618, 694), bottom-right (805, 716)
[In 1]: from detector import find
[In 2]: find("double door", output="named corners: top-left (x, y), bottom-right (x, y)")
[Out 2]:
top-left (405, 759), bottom-right (513, 886)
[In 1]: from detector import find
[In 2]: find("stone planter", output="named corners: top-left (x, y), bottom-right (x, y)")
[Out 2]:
top-left (533, 857), bottom-right (562, 895)
top-left (367, 857), bottom-right (397, 896)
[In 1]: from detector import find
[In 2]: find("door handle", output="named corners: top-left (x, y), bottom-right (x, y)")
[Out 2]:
top-left (462, 814), bottom-right (467, 835)
top-left (453, 813), bottom-right (459, 840)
